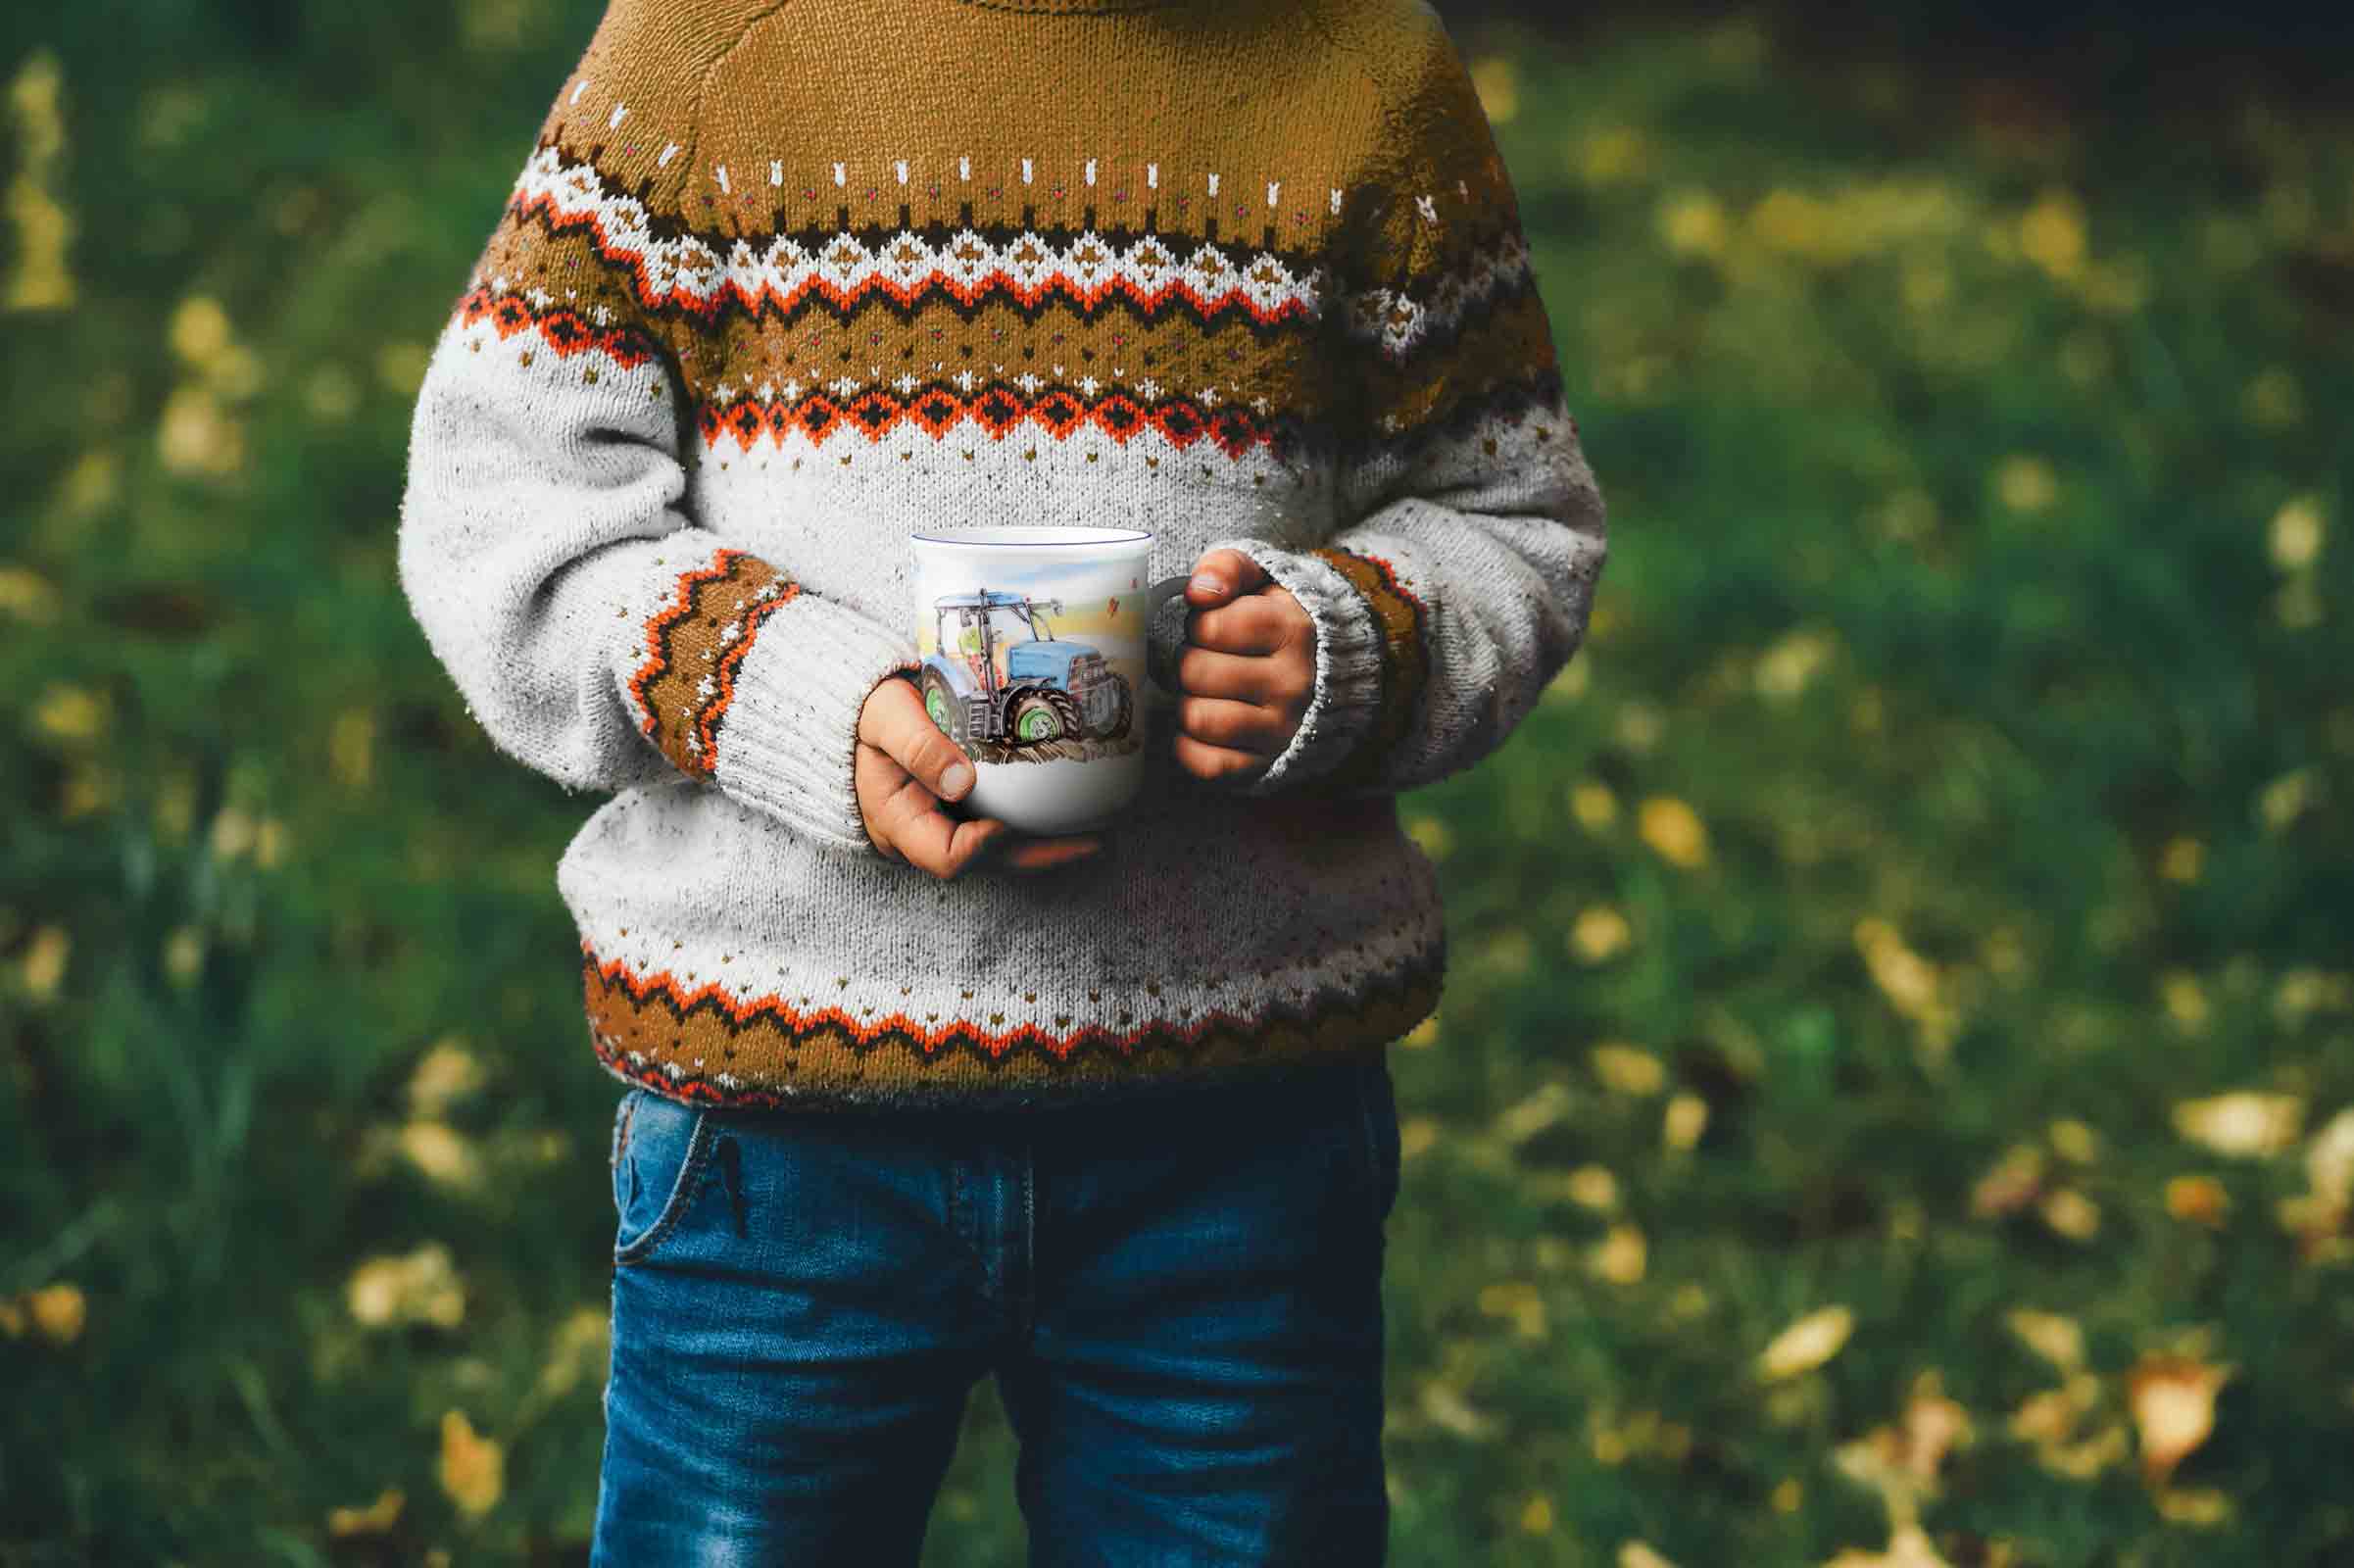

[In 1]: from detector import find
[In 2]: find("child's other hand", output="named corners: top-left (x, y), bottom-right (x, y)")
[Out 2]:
top-left (1169, 548), bottom-right (1315, 788)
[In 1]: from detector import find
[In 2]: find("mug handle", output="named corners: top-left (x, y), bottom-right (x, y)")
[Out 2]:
top-left (1139, 574), bottom-right (1196, 697)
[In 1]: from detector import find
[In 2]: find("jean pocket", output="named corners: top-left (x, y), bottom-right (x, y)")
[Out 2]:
top-left (1353, 1054), bottom-right (1401, 1222)
top-left (611, 1089), bottom-right (715, 1266)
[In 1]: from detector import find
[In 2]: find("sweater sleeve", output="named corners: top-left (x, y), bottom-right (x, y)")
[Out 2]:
top-left (1201, 16), bottom-right (1607, 800)
top-left (396, 33), bottom-right (921, 856)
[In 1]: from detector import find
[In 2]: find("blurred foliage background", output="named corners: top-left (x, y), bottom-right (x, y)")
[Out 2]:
top-left (4, 1), bottom-right (2352, 1563)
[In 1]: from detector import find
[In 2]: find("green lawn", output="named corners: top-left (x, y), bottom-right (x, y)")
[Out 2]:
top-left (3, 6), bottom-right (2350, 1564)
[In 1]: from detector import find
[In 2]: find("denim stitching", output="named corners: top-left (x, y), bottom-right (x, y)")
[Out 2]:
top-left (613, 1106), bottom-right (716, 1265)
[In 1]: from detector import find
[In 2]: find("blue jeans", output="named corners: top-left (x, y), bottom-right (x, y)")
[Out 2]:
top-left (591, 1051), bottom-right (1402, 1567)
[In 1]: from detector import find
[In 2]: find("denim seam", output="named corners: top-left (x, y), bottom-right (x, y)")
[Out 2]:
top-left (613, 1109), bottom-right (716, 1265)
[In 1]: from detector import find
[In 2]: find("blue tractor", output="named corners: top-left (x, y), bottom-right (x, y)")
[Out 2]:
top-left (918, 587), bottom-right (1133, 752)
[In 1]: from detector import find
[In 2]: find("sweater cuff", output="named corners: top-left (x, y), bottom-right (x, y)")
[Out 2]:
top-left (1198, 535), bottom-right (1388, 796)
top-left (707, 578), bottom-right (922, 854)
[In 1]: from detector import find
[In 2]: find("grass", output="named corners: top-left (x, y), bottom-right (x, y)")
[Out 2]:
top-left (2, 4), bottom-right (2351, 1563)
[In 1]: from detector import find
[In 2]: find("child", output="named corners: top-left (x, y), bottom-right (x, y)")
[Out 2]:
top-left (398, 0), bottom-right (1606, 1559)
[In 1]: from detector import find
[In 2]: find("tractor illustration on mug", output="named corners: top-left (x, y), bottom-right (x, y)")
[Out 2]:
top-left (919, 587), bottom-right (1134, 757)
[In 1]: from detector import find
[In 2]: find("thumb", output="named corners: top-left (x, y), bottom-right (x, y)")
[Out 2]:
top-left (1187, 547), bottom-right (1268, 605)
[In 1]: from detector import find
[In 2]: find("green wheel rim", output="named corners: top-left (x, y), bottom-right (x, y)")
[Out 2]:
top-left (1017, 705), bottom-right (1058, 741)
top-left (925, 686), bottom-right (950, 728)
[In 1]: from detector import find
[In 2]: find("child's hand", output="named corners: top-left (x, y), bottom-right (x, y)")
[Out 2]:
top-left (855, 676), bottom-right (1103, 876)
top-left (1168, 548), bottom-right (1315, 788)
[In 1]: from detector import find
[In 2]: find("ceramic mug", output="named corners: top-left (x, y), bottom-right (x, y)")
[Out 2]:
top-left (907, 525), bottom-right (1192, 835)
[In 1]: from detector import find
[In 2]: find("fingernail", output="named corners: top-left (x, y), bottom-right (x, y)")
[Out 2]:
top-left (1190, 572), bottom-right (1224, 595)
top-left (942, 760), bottom-right (974, 796)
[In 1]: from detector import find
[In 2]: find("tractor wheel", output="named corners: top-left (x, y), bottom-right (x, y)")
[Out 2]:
top-left (919, 666), bottom-right (967, 749)
top-left (1099, 673), bottom-right (1134, 739)
top-left (1008, 687), bottom-right (1083, 747)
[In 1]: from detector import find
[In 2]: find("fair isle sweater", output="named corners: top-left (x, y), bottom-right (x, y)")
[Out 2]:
top-left (397, 0), bottom-right (1608, 1112)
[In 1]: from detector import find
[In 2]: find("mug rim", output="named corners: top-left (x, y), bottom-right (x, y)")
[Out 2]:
top-left (911, 525), bottom-right (1152, 548)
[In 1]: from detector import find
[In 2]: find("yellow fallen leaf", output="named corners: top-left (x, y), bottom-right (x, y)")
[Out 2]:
top-left (2047, 1118), bottom-right (2102, 1163)
top-left (536, 1306), bottom-right (612, 1398)
top-left (2258, 767), bottom-right (2318, 833)
top-left (1569, 780), bottom-right (1620, 831)
top-left (2009, 1380), bottom-right (2095, 1448)
top-left (1418, 1379), bottom-right (1497, 1441)
top-left (326, 1488), bottom-right (406, 1538)
top-left (1663, 1093), bottom-right (1709, 1152)
top-left (347, 1244), bottom-right (465, 1329)
top-left (2159, 970), bottom-right (2209, 1031)
top-left (2017, 188), bottom-right (2087, 280)
top-left (2039, 1188), bottom-right (2101, 1241)
top-left (1755, 628), bottom-right (1835, 701)
top-left (398, 1120), bottom-right (483, 1190)
top-left (2006, 1308), bottom-right (2085, 1372)
top-left (1570, 906), bottom-right (1633, 963)
top-left (438, 1409), bottom-right (505, 1517)
top-left (2305, 1108), bottom-right (2354, 1207)
top-left (170, 295), bottom-right (234, 366)
top-left (1592, 1223), bottom-right (1647, 1286)
top-left (1620, 1543), bottom-right (1678, 1568)
top-left (2127, 1353), bottom-right (2232, 1487)
top-left (1478, 1281), bottom-right (1547, 1341)
top-left (1469, 57), bottom-right (1518, 124)
top-left (409, 1037), bottom-right (485, 1117)
top-left (2041, 1420), bottom-right (2130, 1480)
top-left (1496, 1081), bottom-right (1573, 1144)
top-left (2173, 1092), bottom-right (2304, 1157)
top-left (2154, 1486), bottom-right (2234, 1527)
top-left (2270, 494), bottom-right (2326, 571)
top-left (1993, 453), bottom-right (2059, 513)
top-left (1757, 1304), bottom-right (1854, 1382)
top-left (1567, 1163), bottom-right (1621, 1212)
top-left (34, 683), bottom-right (106, 741)
top-left (1658, 189), bottom-right (1729, 259)
top-left (1638, 796), bottom-right (1710, 868)
top-left (2158, 836), bottom-right (2205, 884)
top-left (21, 926), bottom-right (71, 1002)
top-left (1403, 813), bottom-right (1452, 860)
top-left (1971, 1144), bottom-right (2044, 1217)
top-left (25, 1283), bottom-right (84, 1345)
top-left (1591, 1042), bottom-right (1666, 1096)
top-left (2164, 1174), bottom-right (2231, 1228)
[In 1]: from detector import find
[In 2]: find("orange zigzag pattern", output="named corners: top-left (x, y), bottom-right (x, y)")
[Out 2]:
top-left (580, 940), bottom-right (1440, 1068)
top-left (625, 547), bottom-right (800, 776)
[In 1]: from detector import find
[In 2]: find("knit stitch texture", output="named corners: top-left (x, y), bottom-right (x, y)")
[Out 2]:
top-left (398, 0), bottom-right (1609, 1111)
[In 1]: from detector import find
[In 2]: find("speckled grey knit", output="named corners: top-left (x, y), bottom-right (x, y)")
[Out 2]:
top-left (395, 0), bottom-right (1607, 1111)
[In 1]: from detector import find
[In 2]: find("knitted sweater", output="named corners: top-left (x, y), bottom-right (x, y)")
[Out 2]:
top-left (397, 0), bottom-right (1608, 1112)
